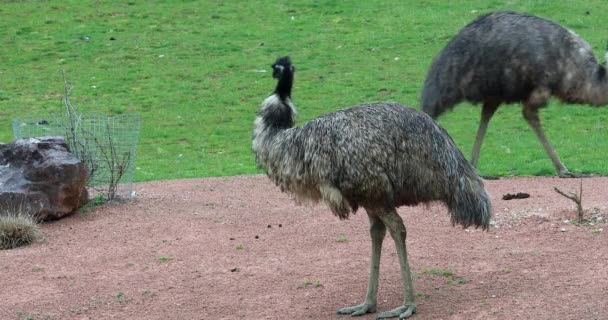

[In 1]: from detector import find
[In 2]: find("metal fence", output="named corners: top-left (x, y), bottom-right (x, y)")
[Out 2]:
top-left (12, 112), bottom-right (141, 201)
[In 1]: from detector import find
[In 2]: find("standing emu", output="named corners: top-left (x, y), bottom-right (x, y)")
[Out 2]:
top-left (253, 56), bottom-right (491, 319)
top-left (421, 11), bottom-right (608, 178)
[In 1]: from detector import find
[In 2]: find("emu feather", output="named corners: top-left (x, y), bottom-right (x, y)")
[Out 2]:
top-left (252, 56), bottom-right (491, 319)
top-left (421, 11), bottom-right (608, 177)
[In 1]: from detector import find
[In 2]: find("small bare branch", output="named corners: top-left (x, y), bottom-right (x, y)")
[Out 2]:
top-left (554, 179), bottom-right (585, 223)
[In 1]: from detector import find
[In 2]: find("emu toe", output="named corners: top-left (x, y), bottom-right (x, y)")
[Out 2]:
top-left (337, 303), bottom-right (377, 317)
top-left (376, 304), bottom-right (416, 319)
top-left (558, 171), bottom-right (590, 178)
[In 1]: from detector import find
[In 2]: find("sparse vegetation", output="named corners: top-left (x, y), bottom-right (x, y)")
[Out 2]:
top-left (0, 205), bottom-right (42, 250)
top-left (420, 268), bottom-right (472, 286)
top-left (301, 280), bottom-right (322, 288)
top-left (114, 291), bottom-right (132, 304)
top-left (16, 311), bottom-right (51, 320)
top-left (235, 244), bottom-right (245, 250)
top-left (157, 256), bottom-right (173, 263)
top-left (420, 268), bottom-right (454, 277)
top-left (591, 228), bottom-right (603, 235)
top-left (142, 290), bottom-right (156, 297)
top-left (336, 235), bottom-right (349, 243)
top-left (79, 194), bottom-right (106, 213)
top-left (447, 277), bottom-right (471, 285)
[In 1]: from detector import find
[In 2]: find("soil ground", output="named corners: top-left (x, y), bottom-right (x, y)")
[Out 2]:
top-left (1, 175), bottom-right (607, 320)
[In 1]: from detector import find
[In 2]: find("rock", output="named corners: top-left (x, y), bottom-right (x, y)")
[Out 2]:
top-left (0, 137), bottom-right (89, 221)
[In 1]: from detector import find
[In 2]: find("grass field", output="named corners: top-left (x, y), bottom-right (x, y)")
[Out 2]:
top-left (1, 1), bottom-right (607, 181)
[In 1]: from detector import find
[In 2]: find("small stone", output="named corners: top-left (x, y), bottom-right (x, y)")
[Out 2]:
top-left (230, 267), bottom-right (239, 272)
top-left (255, 235), bottom-right (259, 239)
top-left (229, 237), bottom-right (235, 240)
top-left (278, 224), bottom-right (282, 227)
top-left (560, 228), bottom-right (567, 232)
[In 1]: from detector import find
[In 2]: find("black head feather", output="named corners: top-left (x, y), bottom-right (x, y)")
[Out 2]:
top-left (271, 56), bottom-right (295, 99)
top-left (272, 56), bottom-right (294, 78)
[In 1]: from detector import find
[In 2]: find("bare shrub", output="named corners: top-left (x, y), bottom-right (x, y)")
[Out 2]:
top-left (12, 72), bottom-right (141, 203)
top-left (554, 179), bottom-right (585, 223)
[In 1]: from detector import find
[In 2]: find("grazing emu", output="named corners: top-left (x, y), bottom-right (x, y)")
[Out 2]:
top-left (421, 11), bottom-right (608, 178)
top-left (253, 56), bottom-right (491, 319)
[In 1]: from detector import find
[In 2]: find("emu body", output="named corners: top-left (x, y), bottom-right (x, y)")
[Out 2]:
top-left (253, 56), bottom-right (491, 319)
top-left (421, 11), bottom-right (608, 177)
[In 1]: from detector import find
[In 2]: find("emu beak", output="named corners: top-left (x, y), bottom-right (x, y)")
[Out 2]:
top-left (272, 66), bottom-right (282, 79)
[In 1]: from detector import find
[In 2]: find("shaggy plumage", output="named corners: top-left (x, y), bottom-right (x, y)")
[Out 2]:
top-left (253, 56), bottom-right (491, 319)
top-left (421, 11), bottom-right (608, 177)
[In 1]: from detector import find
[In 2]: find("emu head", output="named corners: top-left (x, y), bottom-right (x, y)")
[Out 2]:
top-left (272, 56), bottom-right (295, 79)
top-left (604, 39), bottom-right (608, 66)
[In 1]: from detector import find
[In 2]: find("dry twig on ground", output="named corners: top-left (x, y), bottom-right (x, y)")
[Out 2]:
top-left (554, 179), bottom-right (584, 223)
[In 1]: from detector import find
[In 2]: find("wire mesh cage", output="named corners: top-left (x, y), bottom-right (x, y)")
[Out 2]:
top-left (12, 112), bottom-right (142, 201)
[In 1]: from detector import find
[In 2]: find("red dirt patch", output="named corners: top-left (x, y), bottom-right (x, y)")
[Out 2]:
top-left (1, 176), bottom-right (607, 320)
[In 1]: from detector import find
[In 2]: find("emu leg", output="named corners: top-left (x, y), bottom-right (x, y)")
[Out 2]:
top-left (471, 102), bottom-right (499, 168)
top-left (376, 209), bottom-right (416, 319)
top-left (337, 213), bottom-right (386, 316)
top-left (522, 106), bottom-right (574, 178)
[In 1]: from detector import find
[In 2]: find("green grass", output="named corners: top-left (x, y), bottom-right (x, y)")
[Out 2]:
top-left (1, 1), bottom-right (607, 181)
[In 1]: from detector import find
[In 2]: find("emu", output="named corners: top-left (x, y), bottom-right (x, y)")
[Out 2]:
top-left (421, 11), bottom-right (608, 178)
top-left (253, 56), bottom-right (491, 319)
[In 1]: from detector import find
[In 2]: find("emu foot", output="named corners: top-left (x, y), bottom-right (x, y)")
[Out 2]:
top-left (376, 304), bottom-right (416, 319)
top-left (559, 171), bottom-right (592, 178)
top-left (337, 303), bottom-right (376, 317)
top-left (481, 175), bottom-right (500, 180)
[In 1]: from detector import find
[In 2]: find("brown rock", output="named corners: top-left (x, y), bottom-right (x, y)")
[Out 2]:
top-left (0, 137), bottom-right (88, 221)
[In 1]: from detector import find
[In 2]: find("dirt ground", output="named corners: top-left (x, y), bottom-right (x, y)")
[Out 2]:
top-left (1, 175), bottom-right (607, 320)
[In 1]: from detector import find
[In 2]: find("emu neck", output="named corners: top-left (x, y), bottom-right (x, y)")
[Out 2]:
top-left (592, 66), bottom-right (608, 105)
top-left (580, 65), bottom-right (608, 105)
top-left (252, 94), bottom-right (297, 166)
top-left (253, 67), bottom-right (297, 152)
top-left (274, 71), bottom-right (293, 101)
top-left (258, 95), bottom-right (296, 131)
